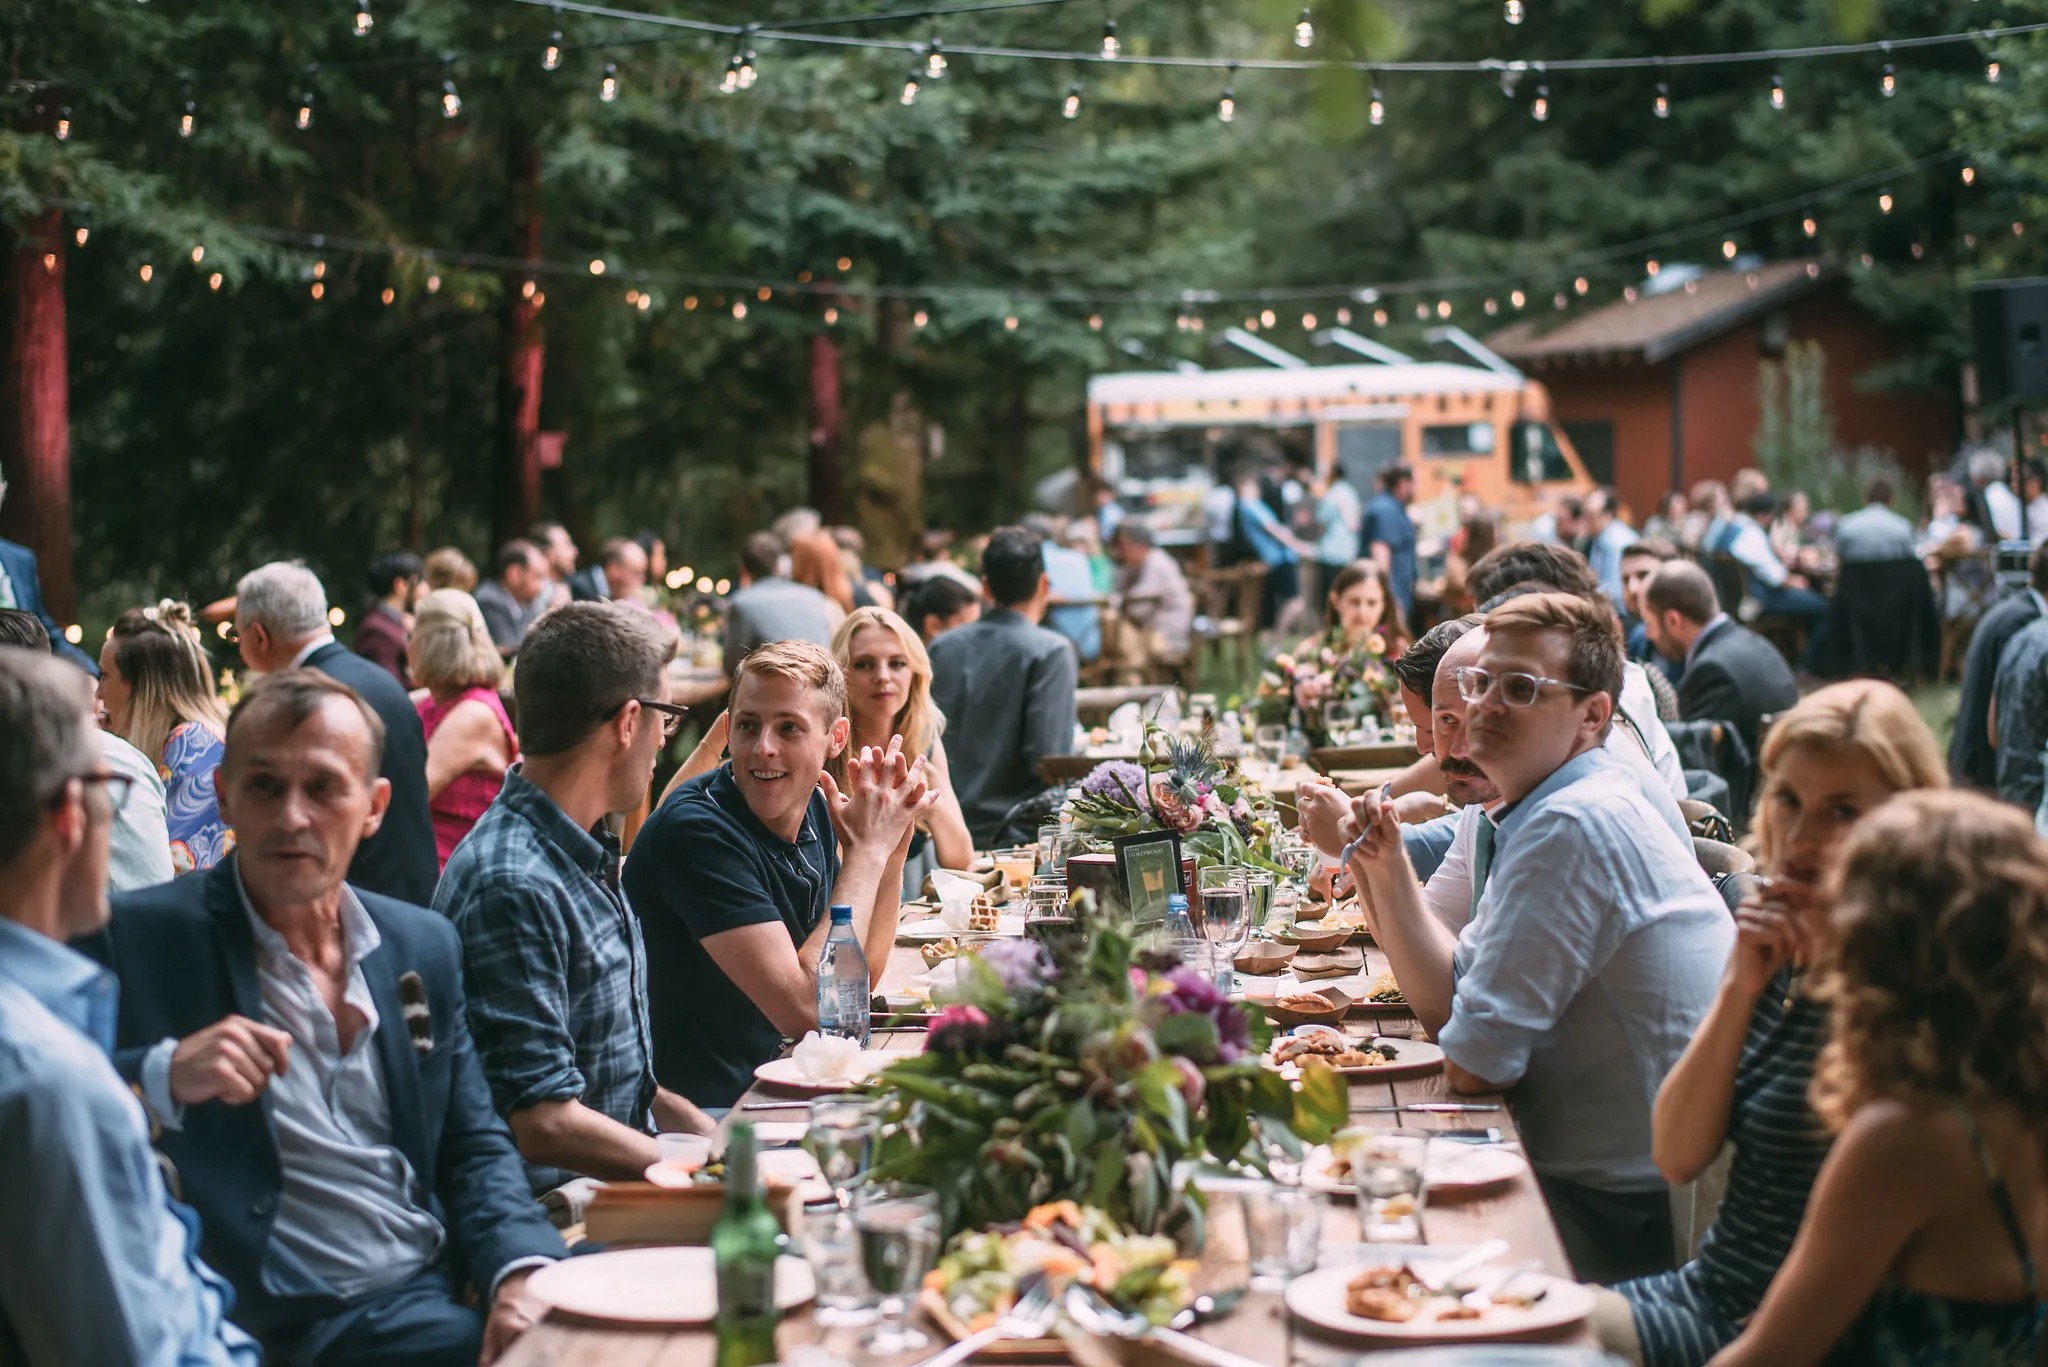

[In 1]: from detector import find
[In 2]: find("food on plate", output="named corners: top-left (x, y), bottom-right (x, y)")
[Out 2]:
top-left (921, 938), bottom-right (965, 969)
top-left (1345, 1266), bottom-right (1423, 1322)
top-left (967, 893), bottom-right (1001, 933)
top-left (1366, 973), bottom-right (1406, 1004)
top-left (1275, 993), bottom-right (1339, 1013)
top-left (926, 1201), bottom-right (1196, 1333)
top-left (1272, 1033), bottom-right (1400, 1068)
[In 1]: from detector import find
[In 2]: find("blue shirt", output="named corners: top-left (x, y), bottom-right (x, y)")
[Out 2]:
top-left (1042, 543), bottom-right (1102, 663)
top-left (1440, 747), bottom-right (1732, 1191)
top-left (1833, 502), bottom-right (1919, 563)
top-left (1586, 520), bottom-right (1640, 610)
top-left (436, 765), bottom-right (658, 1194)
top-left (0, 918), bottom-right (259, 1367)
top-left (1316, 481), bottom-right (1363, 565)
top-left (1236, 493), bottom-right (1299, 569)
top-left (1362, 491), bottom-right (1418, 616)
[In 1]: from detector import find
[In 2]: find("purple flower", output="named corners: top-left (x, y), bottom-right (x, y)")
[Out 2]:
top-left (1156, 967), bottom-right (1252, 1062)
top-left (978, 939), bottom-right (1053, 994)
top-left (1080, 760), bottom-right (1154, 813)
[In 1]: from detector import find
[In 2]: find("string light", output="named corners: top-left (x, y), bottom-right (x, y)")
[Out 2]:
top-left (312, 260), bottom-right (326, 279)
top-left (1802, 213), bottom-right (1819, 237)
top-left (55, 107), bottom-right (71, 141)
top-left (1510, 289), bottom-right (1527, 309)
top-left (757, 284), bottom-right (772, 301)
top-left (589, 258), bottom-right (607, 275)
top-left (1089, 313), bottom-right (1104, 330)
top-left (1063, 81), bottom-right (1082, 119)
top-left (139, 264), bottom-right (153, 282)
top-left (352, 0), bottom-right (373, 37)
top-left (901, 66), bottom-right (921, 105)
top-left (1962, 163), bottom-right (1977, 185)
top-left (1100, 13), bottom-right (1118, 59)
top-left (1301, 311), bottom-right (1317, 329)
top-left (926, 40), bottom-right (946, 78)
top-left (542, 28), bottom-right (563, 71)
top-left (733, 300), bottom-right (748, 318)
top-left (1987, 58), bottom-right (2001, 83)
top-left (1336, 307), bottom-right (1351, 324)
top-left (721, 55), bottom-right (742, 94)
top-left (600, 63), bottom-right (620, 101)
top-left (440, 75), bottom-right (462, 119)
top-left (1483, 298), bottom-right (1499, 315)
top-left (1260, 308), bottom-right (1276, 328)
top-left (310, 281), bottom-right (325, 300)
top-left (1879, 62), bottom-right (1896, 98)
top-left (1721, 238), bottom-right (1738, 259)
top-left (637, 292), bottom-right (652, 311)
top-left (40, 253), bottom-right (55, 275)
top-left (74, 226), bottom-right (89, 246)
top-left (1553, 291), bottom-right (1568, 309)
top-left (823, 305), bottom-right (838, 324)
top-left (1769, 73), bottom-right (1786, 110)
top-left (1218, 64), bottom-right (1237, 122)
top-left (521, 279), bottom-right (537, 298)
top-left (1878, 187), bottom-right (1894, 214)
top-left (1294, 9), bottom-right (1314, 48)
top-left (209, 272), bottom-right (223, 290)
top-left (1531, 83), bottom-right (1549, 121)
top-left (190, 245), bottom-right (205, 264)
top-left (1004, 314), bottom-right (1019, 330)
top-left (1573, 275), bottom-right (1589, 294)
top-left (381, 286), bottom-right (395, 304)
top-left (1646, 259), bottom-right (1660, 275)
top-left (179, 97), bottom-right (196, 138)
top-left (1504, 0), bottom-right (1524, 23)
top-left (736, 48), bottom-right (757, 90)
top-left (426, 273), bottom-right (441, 293)
top-left (1372, 307), bottom-right (1388, 326)
top-left (914, 308), bottom-right (930, 328)
top-left (1653, 82), bottom-right (1670, 119)
top-left (1436, 299), bottom-right (1452, 318)
top-left (1369, 84), bottom-right (1385, 126)
top-left (296, 91), bottom-right (315, 129)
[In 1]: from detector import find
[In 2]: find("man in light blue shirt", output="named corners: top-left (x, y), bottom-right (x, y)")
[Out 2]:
top-left (1321, 592), bottom-right (1730, 1284)
top-left (0, 647), bottom-right (258, 1367)
top-left (1582, 487), bottom-right (1640, 611)
top-left (1030, 515), bottom-right (1102, 663)
top-left (1832, 478), bottom-right (1920, 564)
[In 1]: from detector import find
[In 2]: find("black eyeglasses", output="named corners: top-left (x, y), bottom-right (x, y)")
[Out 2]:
top-left (50, 771), bottom-right (137, 817)
top-left (633, 698), bottom-right (690, 741)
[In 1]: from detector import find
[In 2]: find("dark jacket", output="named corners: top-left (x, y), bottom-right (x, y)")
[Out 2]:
top-left (303, 641), bottom-right (440, 905)
top-left (86, 864), bottom-right (562, 1337)
top-left (0, 536), bottom-right (97, 674)
top-left (1951, 589), bottom-right (2044, 790)
top-left (1677, 618), bottom-right (1799, 757)
top-left (928, 606), bottom-right (1079, 846)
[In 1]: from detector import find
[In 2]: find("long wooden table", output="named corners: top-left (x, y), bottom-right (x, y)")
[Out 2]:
top-left (500, 937), bottom-right (1590, 1365)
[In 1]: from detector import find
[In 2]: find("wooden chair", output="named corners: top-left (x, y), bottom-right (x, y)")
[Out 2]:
top-left (1709, 554), bottom-right (1807, 667)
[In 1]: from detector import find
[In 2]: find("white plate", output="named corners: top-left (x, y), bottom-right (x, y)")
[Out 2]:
top-left (897, 916), bottom-right (1026, 942)
top-left (753, 1052), bottom-right (892, 1095)
top-left (1269, 1037), bottom-right (1445, 1081)
top-left (1302, 1142), bottom-right (1529, 1196)
top-left (529, 1246), bottom-right (814, 1325)
top-left (1283, 1262), bottom-right (1594, 1343)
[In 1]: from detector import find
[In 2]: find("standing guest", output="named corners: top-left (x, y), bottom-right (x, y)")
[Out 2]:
top-left (628, 643), bottom-right (937, 1108)
top-left (724, 532), bottom-right (839, 674)
top-left (0, 648), bottom-right (258, 1367)
top-left (898, 529), bottom-right (982, 593)
top-left (832, 608), bottom-right (973, 893)
top-left (435, 604), bottom-right (711, 1197)
top-left (1591, 681), bottom-right (1945, 1366)
top-left (236, 562), bottom-right (438, 907)
top-left (410, 590), bottom-right (517, 870)
top-left (829, 527), bottom-right (892, 612)
top-left (1231, 464), bottom-right (1308, 628)
top-left (474, 539), bottom-right (550, 658)
top-left (420, 547), bottom-right (478, 595)
top-left (1990, 604), bottom-right (2048, 815)
top-left (930, 526), bottom-right (1080, 847)
top-left (787, 530), bottom-right (855, 624)
top-left (1107, 522), bottom-right (1194, 670)
top-left (632, 532), bottom-right (668, 594)
top-left (1950, 543), bottom-right (2048, 789)
top-left (1707, 792), bottom-right (2048, 1367)
top-left (1619, 538), bottom-right (1682, 685)
top-left (1029, 514), bottom-right (1103, 665)
top-left (0, 609), bottom-right (173, 892)
top-left (1302, 559), bottom-right (1410, 659)
top-left (528, 522), bottom-right (589, 604)
top-left (2023, 460), bottom-right (2048, 546)
top-left (1314, 593), bottom-right (1732, 1282)
top-left (1965, 448), bottom-right (2026, 544)
top-left (771, 506), bottom-right (824, 546)
top-left (1584, 487), bottom-right (1641, 612)
top-left (1529, 493), bottom-right (1586, 548)
top-left (101, 601), bottom-right (233, 875)
top-left (596, 537), bottom-right (650, 606)
top-left (1642, 562), bottom-right (1799, 757)
top-left (900, 574), bottom-right (983, 648)
top-left (357, 551), bottom-right (422, 687)
top-left (0, 462), bottom-right (97, 674)
top-left (1642, 491), bottom-right (1688, 545)
top-left (98, 671), bottom-right (564, 1366)
top-left (1314, 472), bottom-right (1364, 594)
top-left (1363, 463), bottom-right (1421, 621)
top-left (1083, 476), bottom-right (1126, 543)
top-left (1832, 478), bottom-right (1919, 564)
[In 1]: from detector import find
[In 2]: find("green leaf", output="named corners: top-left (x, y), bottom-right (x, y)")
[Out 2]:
top-left (1065, 1095), bottom-right (1097, 1153)
top-left (1132, 1058), bottom-right (1191, 1148)
top-left (1154, 1010), bottom-right (1221, 1063)
top-left (1291, 1061), bottom-right (1351, 1145)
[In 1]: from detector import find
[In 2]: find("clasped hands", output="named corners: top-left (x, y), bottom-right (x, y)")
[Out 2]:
top-left (1295, 781), bottom-right (1415, 898)
top-left (820, 734), bottom-right (941, 855)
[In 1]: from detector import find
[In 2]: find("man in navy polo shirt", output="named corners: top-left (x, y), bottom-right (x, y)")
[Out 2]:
top-left (627, 640), bottom-right (937, 1109)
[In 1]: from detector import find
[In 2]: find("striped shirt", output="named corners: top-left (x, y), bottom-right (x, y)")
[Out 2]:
top-left (1616, 965), bottom-right (1831, 1366)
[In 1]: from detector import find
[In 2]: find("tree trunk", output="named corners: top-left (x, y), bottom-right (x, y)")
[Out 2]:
top-left (495, 138), bottom-right (544, 546)
top-left (808, 329), bottom-right (845, 522)
top-left (0, 209), bottom-right (73, 622)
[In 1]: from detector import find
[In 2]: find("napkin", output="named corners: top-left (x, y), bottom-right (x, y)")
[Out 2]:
top-left (791, 1031), bottom-right (867, 1081)
top-left (934, 876), bottom-right (980, 930)
top-left (921, 958), bottom-right (969, 1002)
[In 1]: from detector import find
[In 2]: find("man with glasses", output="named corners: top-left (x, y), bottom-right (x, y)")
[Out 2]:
top-left (435, 602), bottom-right (714, 1201)
top-left (0, 647), bottom-right (257, 1365)
top-left (1330, 592), bottom-right (1730, 1285)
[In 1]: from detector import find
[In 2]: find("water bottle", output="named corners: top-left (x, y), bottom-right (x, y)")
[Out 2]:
top-left (816, 905), bottom-right (871, 1046)
top-left (1164, 892), bottom-right (1200, 968)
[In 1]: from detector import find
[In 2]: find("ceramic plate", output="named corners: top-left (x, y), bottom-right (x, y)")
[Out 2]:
top-left (1268, 1036), bottom-right (1444, 1082)
top-left (753, 1052), bottom-right (892, 1094)
top-left (1284, 1262), bottom-right (1594, 1344)
top-left (1302, 1142), bottom-right (1528, 1196)
top-left (527, 1246), bottom-right (815, 1325)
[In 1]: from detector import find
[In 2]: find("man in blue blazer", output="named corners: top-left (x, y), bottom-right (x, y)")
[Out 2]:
top-left (0, 499), bottom-right (96, 674)
top-left (86, 670), bottom-right (562, 1367)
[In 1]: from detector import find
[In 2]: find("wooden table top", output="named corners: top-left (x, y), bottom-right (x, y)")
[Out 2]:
top-left (500, 935), bottom-right (1589, 1366)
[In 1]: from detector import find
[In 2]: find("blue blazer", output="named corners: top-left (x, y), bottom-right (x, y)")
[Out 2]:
top-left (85, 862), bottom-right (563, 1336)
top-left (0, 536), bottom-right (97, 674)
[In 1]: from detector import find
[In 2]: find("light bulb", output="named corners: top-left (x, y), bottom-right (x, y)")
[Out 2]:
top-left (637, 293), bottom-right (651, 312)
top-left (1063, 82), bottom-right (1082, 119)
top-left (209, 272), bottom-right (223, 290)
top-left (1336, 307), bottom-right (1351, 324)
top-left (1510, 289), bottom-right (1526, 309)
top-left (74, 227), bottom-right (89, 246)
top-left (1260, 308), bottom-right (1276, 328)
top-left (139, 264), bottom-right (153, 282)
top-left (914, 309), bottom-right (930, 329)
top-left (1294, 9), bottom-right (1314, 47)
top-left (1722, 238), bottom-right (1738, 260)
top-left (310, 282), bottom-right (325, 300)
top-left (1504, 0), bottom-right (1524, 22)
top-left (381, 286), bottom-right (395, 304)
top-left (1437, 300), bottom-right (1453, 318)
top-left (927, 41), bottom-right (946, 78)
top-left (1100, 18), bottom-right (1118, 59)
top-left (1653, 83), bottom-right (1670, 119)
top-left (55, 108), bottom-right (71, 141)
top-left (900, 70), bottom-right (920, 105)
top-left (823, 306), bottom-right (838, 325)
top-left (1302, 312), bottom-right (1317, 329)
top-left (721, 58), bottom-right (740, 95)
top-left (1413, 302), bottom-right (1429, 322)
top-left (1004, 315), bottom-right (1019, 331)
top-left (441, 79), bottom-right (461, 118)
top-left (543, 32), bottom-right (562, 71)
top-left (1217, 81), bottom-right (1236, 123)
top-left (1369, 86), bottom-right (1385, 126)
top-left (1803, 214), bottom-right (1818, 237)
top-left (1531, 85), bottom-right (1549, 121)
top-left (601, 64), bottom-right (619, 102)
top-left (1878, 189), bottom-right (1894, 214)
top-left (180, 101), bottom-right (195, 138)
top-left (1372, 308), bottom-right (1388, 326)
top-left (1483, 298), bottom-right (1499, 315)
top-left (190, 245), bottom-right (205, 264)
top-left (733, 300), bottom-right (748, 319)
top-left (1769, 74), bottom-right (1785, 110)
top-left (296, 93), bottom-right (314, 129)
top-left (1987, 59), bottom-right (2002, 83)
top-left (1089, 313), bottom-right (1103, 330)
top-left (1880, 63), bottom-right (1896, 98)
top-left (1963, 164), bottom-right (1977, 186)
top-left (589, 258), bottom-right (606, 275)
top-left (736, 51), bottom-right (756, 89)
top-left (1554, 292), bottom-right (1568, 310)
top-left (1646, 259), bottom-right (1660, 275)
top-left (353, 1), bottom-right (372, 36)
top-left (426, 274), bottom-right (441, 293)
top-left (1573, 276), bottom-right (1588, 295)
top-left (312, 260), bottom-right (326, 279)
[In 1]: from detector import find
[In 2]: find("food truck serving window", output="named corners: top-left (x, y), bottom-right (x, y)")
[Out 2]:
top-left (1511, 421), bottom-right (1575, 485)
top-left (1422, 422), bottom-right (1495, 458)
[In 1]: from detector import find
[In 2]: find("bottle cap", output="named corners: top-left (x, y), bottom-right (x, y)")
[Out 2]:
top-left (1167, 893), bottom-right (1188, 912)
top-left (829, 904), bottom-right (853, 923)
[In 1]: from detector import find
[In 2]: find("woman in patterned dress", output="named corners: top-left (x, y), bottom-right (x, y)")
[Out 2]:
top-left (1591, 680), bottom-right (1947, 1366)
top-left (97, 600), bottom-right (232, 873)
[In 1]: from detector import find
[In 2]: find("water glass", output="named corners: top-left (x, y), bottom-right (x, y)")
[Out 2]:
top-left (1245, 1183), bottom-right (1322, 1290)
top-left (853, 1184), bottom-right (943, 1355)
top-left (653, 1132), bottom-right (712, 1174)
top-left (1195, 867), bottom-right (1251, 993)
top-left (1026, 875), bottom-right (1069, 920)
top-left (805, 1097), bottom-right (878, 1207)
top-left (1037, 822), bottom-right (1065, 872)
top-left (1242, 869), bottom-right (1277, 934)
top-left (1323, 701), bottom-right (1357, 745)
top-left (797, 1205), bottom-right (878, 1327)
top-left (1350, 1132), bottom-right (1428, 1242)
top-left (1254, 724), bottom-right (1287, 766)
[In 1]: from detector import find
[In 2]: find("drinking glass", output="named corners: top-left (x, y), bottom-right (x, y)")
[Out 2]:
top-left (805, 1097), bottom-right (878, 1207)
top-left (853, 1183), bottom-right (943, 1355)
top-left (1195, 867), bottom-right (1252, 993)
top-left (1037, 822), bottom-right (1065, 873)
top-left (797, 1204), bottom-right (878, 1327)
top-left (1350, 1132), bottom-right (1428, 1242)
top-left (1026, 875), bottom-right (1069, 920)
top-left (653, 1132), bottom-right (712, 1178)
top-left (1242, 869), bottom-right (1277, 935)
top-left (1322, 701), bottom-right (1357, 745)
top-left (1245, 1182), bottom-right (1322, 1290)
top-left (1254, 724), bottom-right (1287, 766)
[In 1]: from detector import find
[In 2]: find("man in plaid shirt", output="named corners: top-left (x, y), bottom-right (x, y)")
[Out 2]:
top-left (436, 603), bottom-right (711, 1196)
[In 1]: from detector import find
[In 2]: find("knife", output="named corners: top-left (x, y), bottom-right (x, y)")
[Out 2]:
top-left (1354, 1103), bottom-right (1502, 1114)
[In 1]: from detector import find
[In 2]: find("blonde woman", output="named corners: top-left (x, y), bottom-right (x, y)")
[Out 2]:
top-left (830, 606), bottom-right (972, 891)
top-left (99, 601), bottom-right (232, 873)
top-left (408, 588), bottom-right (517, 867)
top-left (1598, 681), bottom-right (1947, 1366)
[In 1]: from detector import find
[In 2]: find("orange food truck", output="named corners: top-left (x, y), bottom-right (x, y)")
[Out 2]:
top-left (1086, 354), bottom-right (1595, 546)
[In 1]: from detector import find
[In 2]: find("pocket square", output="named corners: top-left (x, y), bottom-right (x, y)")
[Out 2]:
top-left (397, 971), bottom-right (434, 1055)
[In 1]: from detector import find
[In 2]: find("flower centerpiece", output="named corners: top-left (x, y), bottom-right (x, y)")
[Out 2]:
top-left (1252, 630), bottom-right (1401, 746)
top-left (862, 925), bottom-right (1349, 1239)
top-left (1062, 728), bottom-right (1282, 871)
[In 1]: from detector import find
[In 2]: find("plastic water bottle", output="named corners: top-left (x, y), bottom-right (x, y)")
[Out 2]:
top-left (817, 905), bottom-right (871, 1046)
top-left (1164, 892), bottom-right (1200, 967)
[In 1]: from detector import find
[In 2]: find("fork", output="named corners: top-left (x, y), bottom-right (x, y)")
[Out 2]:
top-left (913, 1276), bottom-right (1058, 1367)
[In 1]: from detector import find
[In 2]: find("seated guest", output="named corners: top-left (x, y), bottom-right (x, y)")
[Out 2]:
top-left (1382, 614), bottom-right (1484, 879)
top-left (1326, 593), bottom-right (1731, 1282)
top-left (101, 600), bottom-right (234, 874)
top-left (900, 573), bottom-right (983, 647)
top-left (0, 463), bottom-right (97, 674)
top-left (1594, 682), bottom-right (1946, 1366)
top-left (98, 671), bottom-right (562, 1365)
top-left (474, 539), bottom-right (551, 657)
top-left (1027, 514), bottom-right (1103, 665)
top-left (898, 529), bottom-right (982, 593)
top-left (1300, 559), bottom-right (1410, 659)
top-left (420, 546), bottom-right (478, 594)
top-left (830, 527), bottom-right (892, 612)
top-left (1642, 490), bottom-right (1688, 545)
top-left (929, 525), bottom-right (1080, 846)
top-left (1707, 791), bottom-right (2048, 1367)
top-left (788, 530), bottom-right (855, 626)
top-left (0, 609), bottom-right (174, 892)
top-left (1832, 478), bottom-right (1920, 564)
top-left (528, 522), bottom-right (586, 606)
top-left (1953, 542), bottom-right (2048, 789)
top-left (0, 648), bottom-right (258, 1366)
top-left (1107, 522), bottom-right (1193, 668)
top-left (356, 550), bottom-right (422, 686)
top-left (833, 608), bottom-right (973, 893)
top-left (1991, 605), bottom-right (2048, 815)
top-left (1619, 537), bottom-right (1682, 685)
top-left (1706, 493), bottom-right (1828, 624)
top-left (409, 590), bottom-right (517, 869)
top-left (596, 536), bottom-right (650, 606)
top-left (237, 563), bottom-right (438, 906)
top-left (2025, 459), bottom-right (2048, 546)
top-left (1642, 561), bottom-right (1799, 757)
top-left (724, 531), bottom-right (838, 673)
top-left (628, 642), bottom-right (936, 1108)
top-left (436, 604), bottom-right (710, 1194)
top-left (1584, 487), bottom-right (1640, 611)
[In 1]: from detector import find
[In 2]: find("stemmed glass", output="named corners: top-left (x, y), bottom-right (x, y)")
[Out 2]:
top-left (1322, 700), bottom-right (1357, 746)
top-left (852, 1183), bottom-right (943, 1356)
top-left (805, 1096), bottom-right (878, 1209)
top-left (1194, 866), bottom-right (1252, 992)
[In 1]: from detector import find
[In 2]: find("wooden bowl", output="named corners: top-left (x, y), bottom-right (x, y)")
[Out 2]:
top-left (1234, 940), bottom-right (1298, 976)
top-left (1257, 987), bottom-right (1356, 1028)
top-left (1278, 925), bottom-right (1352, 953)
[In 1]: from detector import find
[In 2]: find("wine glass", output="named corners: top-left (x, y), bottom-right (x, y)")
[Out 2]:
top-left (805, 1097), bottom-right (878, 1209)
top-left (1322, 700), bottom-right (1357, 745)
top-left (1195, 867), bottom-right (1252, 992)
top-left (853, 1183), bottom-right (943, 1356)
top-left (1254, 724), bottom-right (1287, 766)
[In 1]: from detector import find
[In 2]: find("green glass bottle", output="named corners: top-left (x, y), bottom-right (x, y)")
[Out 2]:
top-left (713, 1122), bottom-right (784, 1367)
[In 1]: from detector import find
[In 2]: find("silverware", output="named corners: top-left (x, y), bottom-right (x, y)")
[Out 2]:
top-left (1062, 1285), bottom-right (1266, 1367)
top-left (913, 1276), bottom-right (1057, 1367)
top-left (1354, 1103), bottom-right (1501, 1114)
top-left (1411, 1238), bottom-right (1510, 1294)
top-left (738, 1101), bottom-right (808, 1111)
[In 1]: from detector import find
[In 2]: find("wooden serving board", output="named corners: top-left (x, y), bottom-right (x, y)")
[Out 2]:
top-left (920, 1290), bottom-right (1066, 1362)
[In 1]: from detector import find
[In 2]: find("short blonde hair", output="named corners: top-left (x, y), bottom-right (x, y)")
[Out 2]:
top-left (408, 589), bottom-right (505, 692)
top-left (1481, 590), bottom-right (1623, 703)
top-left (829, 607), bottom-right (941, 787)
top-left (1752, 679), bottom-right (1946, 871)
top-left (733, 639), bottom-right (845, 725)
top-left (422, 546), bottom-right (479, 593)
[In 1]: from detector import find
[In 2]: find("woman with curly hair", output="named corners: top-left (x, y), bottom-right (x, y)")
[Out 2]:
top-left (1708, 790), bottom-right (2048, 1365)
top-left (97, 601), bottom-right (233, 873)
top-left (1596, 680), bottom-right (1948, 1366)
